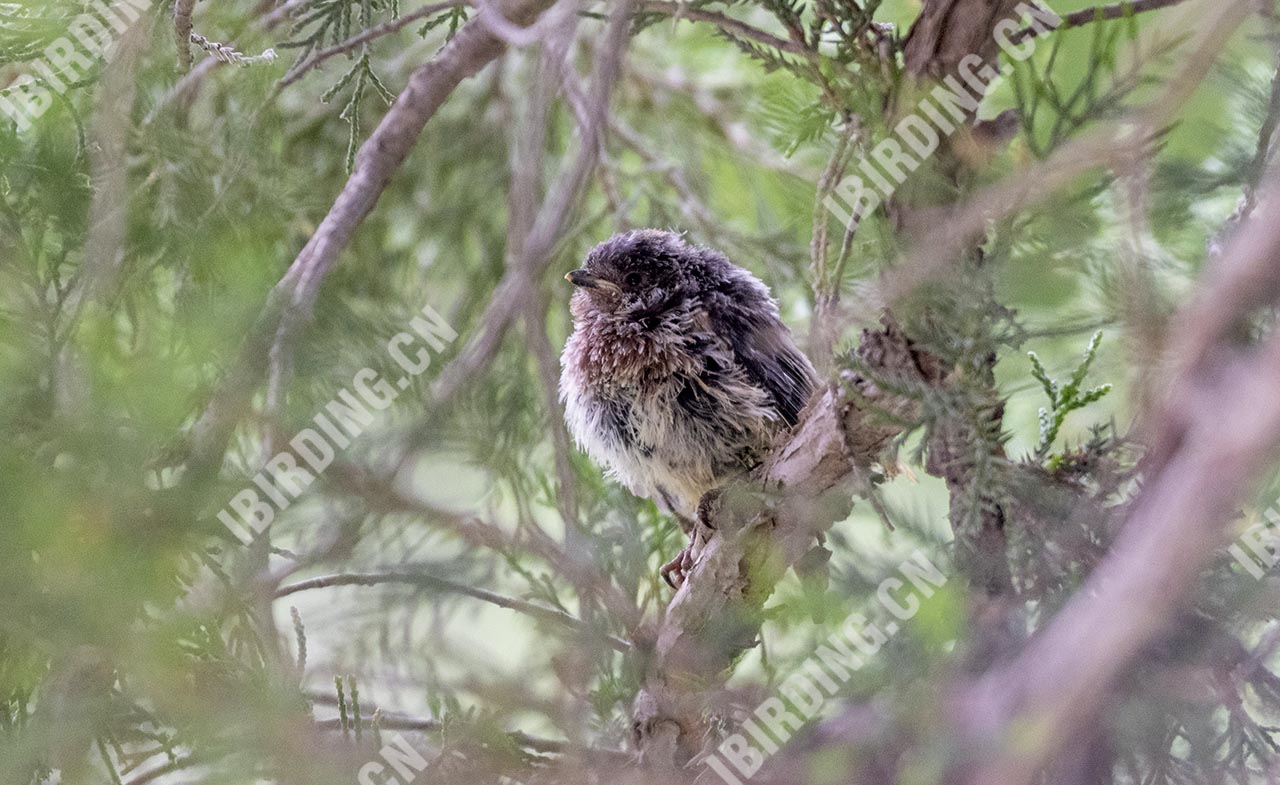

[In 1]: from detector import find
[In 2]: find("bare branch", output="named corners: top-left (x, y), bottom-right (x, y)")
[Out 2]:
top-left (809, 120), bottom-right (859, 369)
top-left (189, 32), bottom-right (278, 67)
top-left (1012, 0), bottom-right (1198, 45)
top-left (324, 458), bottom-right (645, 633)
top-left (310, 705), bottom-right (631, 761)
top-left (628, 68), bottom-right (804, 178)
top-left (276, 570), bottom-right (631, 651)
top-left (145, 0), bottom-right (308, 125)
top-left (122, 755), bottom-right (200, 785)
top-left (638, 1), bottom-right (815, 58)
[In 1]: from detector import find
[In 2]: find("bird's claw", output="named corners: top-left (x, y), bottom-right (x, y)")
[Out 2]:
top-left (660, 490), bottom-right (722, 590)
top-left (659, 545), bottom-right (696, 590)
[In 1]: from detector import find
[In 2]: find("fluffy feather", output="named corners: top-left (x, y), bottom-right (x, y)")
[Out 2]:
top-left (559, 230), bottom-right (819, 525)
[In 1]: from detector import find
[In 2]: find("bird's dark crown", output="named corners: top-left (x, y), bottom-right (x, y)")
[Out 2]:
top-left (567, 229), bottom-right (733, 320)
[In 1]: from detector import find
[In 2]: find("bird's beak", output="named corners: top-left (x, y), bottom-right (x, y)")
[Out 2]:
top-left (565, 270), bottom-right (620, 292)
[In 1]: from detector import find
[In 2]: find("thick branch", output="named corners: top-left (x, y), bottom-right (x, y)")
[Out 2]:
top-left (949, 178), bottom-right (1280, 784)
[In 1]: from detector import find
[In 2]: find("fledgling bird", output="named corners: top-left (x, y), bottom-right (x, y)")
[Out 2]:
top-left (559, 229), bottom-right (819, 588)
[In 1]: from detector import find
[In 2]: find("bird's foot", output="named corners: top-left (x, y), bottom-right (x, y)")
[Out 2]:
top-left (659, 489), bottom-right (723, 590)
top-left (659, 545), bottom-right (695, 590)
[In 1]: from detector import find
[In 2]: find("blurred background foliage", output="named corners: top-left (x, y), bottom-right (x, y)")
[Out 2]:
top-left (1, 0), bottom-right (1279, 782)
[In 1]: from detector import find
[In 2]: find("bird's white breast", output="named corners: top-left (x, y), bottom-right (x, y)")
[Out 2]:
top-left (559, 311), bottom-right (778, 520)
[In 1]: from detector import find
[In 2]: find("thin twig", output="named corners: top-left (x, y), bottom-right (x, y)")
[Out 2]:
top-left (509, 35), bottom-right (585, 535)
top-left (323, 458), bottom-right (644, 632)
top-left (278, 0), bottom-right (468, 88)
top-left (423, 0), bottom-right (633, 412)
top-left (1210, 54), bottom-right (1280, 261)
top-left (1248, 60), bottom-right (1280, 194)
top-left (190, 32), bottom-right (278, 66)
top-left (828, 118), bottom-right (868, 305)
top-left (608, 117), bottom-right (725, 242)
top-left (122, 755), bottom-right (200, 785)
top-left (628, 68), bottom-right (804, 178)
top-left (527, 296), bottom-right (584, 531)
top-left (312, 712), bottom-right (631, 760)
top-left (144, 0), bottom-right (308, 125)
top-left (639, 0), bottom-right (816, 58)
top-left (808, 119), bottom-right (859, 368)
top-left (1012, 0), bottom-right (1197, 44)
top-left (276, 570), bottom-right (630, 651)
top-left (809, 120), bottom-right (857, 298)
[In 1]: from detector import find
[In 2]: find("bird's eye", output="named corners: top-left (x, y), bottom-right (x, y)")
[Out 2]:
top-left (623, 272), bottom-right (643, 288)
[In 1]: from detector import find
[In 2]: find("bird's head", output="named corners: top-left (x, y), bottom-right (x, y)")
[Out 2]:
top-left (565, 229), bottom-right (714, 322)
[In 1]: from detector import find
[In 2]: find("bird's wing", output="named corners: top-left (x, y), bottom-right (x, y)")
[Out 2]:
top-left (707, 290), bottom-right (820, 427)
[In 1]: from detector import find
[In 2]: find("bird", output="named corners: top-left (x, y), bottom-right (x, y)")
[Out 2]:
top-left (559, 229), bottom-right (820, 588)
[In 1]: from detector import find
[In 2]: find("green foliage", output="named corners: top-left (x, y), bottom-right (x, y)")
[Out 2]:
top-left (1028, 330), bottom-right (1113, 463)
top-left (757, 77), bottom-right (832, 156)
top-left (323, 51), bottom-right (396, 171)
top-left (417, 6), bottom-right (468, 38)
top-left (0, 0), bottom-right (1277, 783)
top-left (1008, 20), bottom-right (1149, 157)
top-left (279, 0), bottom-right (393, 63)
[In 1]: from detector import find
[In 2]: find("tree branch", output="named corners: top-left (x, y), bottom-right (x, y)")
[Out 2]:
top-left (311, 709), bottom-right (631, 762)
top-left (145, 0), bottom-right (308, 125)
top-left (278, 0), bottom-right (469, 89)
top-left (949, 172), bottom-right (1280, 785)
top-left (183, 0), bottom-right (558, 476)
top-left (631, 322), bottom-right (945, 765)
top-left (869, 0), bottom-right (1253, 314)
top-left (630, 0), bottom-right (1256, 773)
top-left (1012, 0), bottom-right (1197, 45)
top-left (637, 1), bottom-right (815, 58)
top-left (901, 0), bottom-right (1022, 78)
top-left (276, 569), bottom-right (631, 652)
top-left (421, 0), bottom-right (632, 413)
top-left (323, 457), bottom-right (645, 633)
